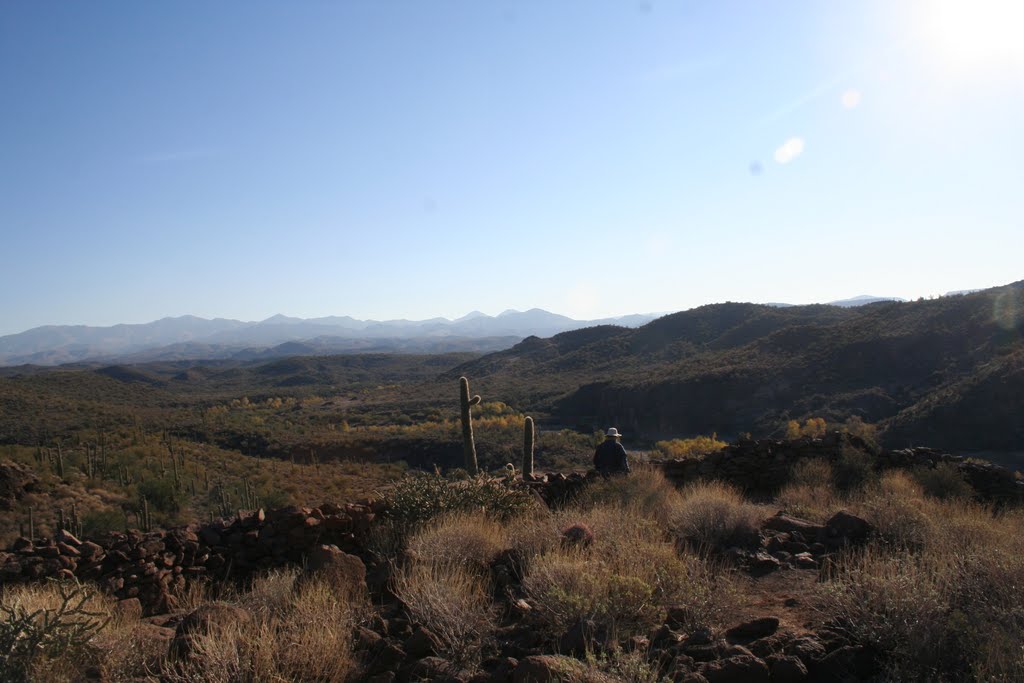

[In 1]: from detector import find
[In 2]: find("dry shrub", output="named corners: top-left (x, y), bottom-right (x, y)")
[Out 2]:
top-left (832, 446), bottom-right (877, 492)
top-left (235, 568), bottom-right (299, 620)
top-left (817, 548), bottom-right (952, 679)
top-left (819, 494), bottom-right (1024, 681)
top-left (503, 508), bottom-right (561, 577)
top-left (777, 459), bottom-right (840, 521)
top-left (391, 561), bottom-right (495, 666)
top-left (671, 481), bottom-right (762, 550)
top-left (406, 511), bottom-right (508, 569)
top-left (859, 470), bottom-right (935, 549)
top-left (164, 575), bottom-right (363, 683)
top-left (522, 507), bottom-right (726, 639)
top-left (576, 465), bottom-right (682, 527)
top-left (169, 576), bottom-right (214, 614)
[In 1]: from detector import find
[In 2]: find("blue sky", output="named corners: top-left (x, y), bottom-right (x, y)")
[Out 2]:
top-left (2, 1), bottom-right (1022, 335)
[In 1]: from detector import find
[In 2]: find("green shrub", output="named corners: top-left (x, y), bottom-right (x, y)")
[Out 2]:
top-left (832, 446), bottom-right (876, 493)
top-left (381, 472), bottom-right (537, 528)
top-left (81, 509), bottom-right (125, 537)
top-left (137, 477), bottom-right (180, 514)
top-left (913, 462), bottom-right (974, 500)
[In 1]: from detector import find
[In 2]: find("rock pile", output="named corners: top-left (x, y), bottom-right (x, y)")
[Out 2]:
top-left (656, 431), bottom-right (1024, 504)
top-left (0, 500), bottom-right (380, 613)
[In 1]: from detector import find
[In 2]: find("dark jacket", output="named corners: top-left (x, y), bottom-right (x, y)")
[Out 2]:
top-left (594, 438), bottom-right (630, 475)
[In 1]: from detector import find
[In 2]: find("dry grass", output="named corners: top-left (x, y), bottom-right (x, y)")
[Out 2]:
top-left (818, 548), bottom-right (952, 676)
top-left (857, 470), bottom-right (936, 549)
top-left (163, 574), bottom-right (364, 683)
top-left (234, 568), bottom-right (300, 620)
top-left (818, 472), bottom-right (1024, 681)
top-left (670, 480), bottom-right (763, 550)
top-left (776, 459), bottom-right (842, 521)
top-left (521, 506), bottom-right (728, 639)
top-left (391, 561), bottom-right (495, 666)
top-left (406, 511), bottom-right (508, 569)
top-left (576, 465), bottom-right (682, 527)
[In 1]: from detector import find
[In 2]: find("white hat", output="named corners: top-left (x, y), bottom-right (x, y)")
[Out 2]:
top-left (605, 428), bottom-right (622, 438)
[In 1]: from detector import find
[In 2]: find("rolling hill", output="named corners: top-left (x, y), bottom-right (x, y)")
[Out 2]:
top-left (450, 282), bottom-right (1024, 450)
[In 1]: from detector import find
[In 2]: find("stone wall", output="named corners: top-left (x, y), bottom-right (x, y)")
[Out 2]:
top-left (3, 434), bottom-right (1022, 614)
top-left (656, 431), bottom-right (1024, 504)
top-left (0, 501), bottom-right (381, 614)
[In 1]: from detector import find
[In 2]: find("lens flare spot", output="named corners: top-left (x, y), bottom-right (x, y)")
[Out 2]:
top-left (774, 137), bottom-right (805, 164)
top-left (993, 291), bottom-right (1019, 330)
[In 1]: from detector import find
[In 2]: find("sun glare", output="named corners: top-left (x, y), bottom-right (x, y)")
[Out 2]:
top-left (922, 0), bottom-right (1024, 71)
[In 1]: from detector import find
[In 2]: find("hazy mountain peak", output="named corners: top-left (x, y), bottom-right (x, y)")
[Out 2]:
top-left (827, 295), bottom-right (906, 307)
top-left (260, 314), bottom-right (304, 325)
top-left (455, 310), bottom-right (488, 322)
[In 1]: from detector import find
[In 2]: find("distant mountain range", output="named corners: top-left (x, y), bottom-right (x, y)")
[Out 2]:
top-left (0, 310), bottom-right (659, 366)
top-left (0, 295), bottom-right (925, 367)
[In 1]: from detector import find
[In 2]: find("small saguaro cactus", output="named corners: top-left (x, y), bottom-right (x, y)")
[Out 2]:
top-left (459, 376), bottom-right (482, 475)
top-left (523, 416), bottom-right (535, 478)
top-left (55, 441), bottom-right (65, 480)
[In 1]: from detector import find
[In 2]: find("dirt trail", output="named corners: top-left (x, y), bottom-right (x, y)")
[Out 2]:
top-left (727, 567), bottom-right (821, 636)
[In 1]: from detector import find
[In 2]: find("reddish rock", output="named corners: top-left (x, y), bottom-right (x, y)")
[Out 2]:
top-left (725, 616), bottom-right (779, 642)
top-left (78, 541), bottom-right (103, 558)
top-left (55, 529), bottom-right (82, 546)
top-left (171, 602), bottom-right (253, 660)
top-left (113, 597), bottom-right (143, 621)
top-left (57, 542), bottom-right (80, 557)
top-left (302, 544), bottom-right (366, 595)
top-left (37, 544), bottom-right (60, 559)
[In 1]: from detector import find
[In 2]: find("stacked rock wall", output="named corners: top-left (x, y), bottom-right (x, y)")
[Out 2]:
top-left (0, 501), bottom-right (381, 614)
top-left (656, 431), bottom-right (1024, 504)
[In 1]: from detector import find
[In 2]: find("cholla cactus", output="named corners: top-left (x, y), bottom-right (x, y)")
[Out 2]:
top-left (459, 377), bottom-right (482, 474)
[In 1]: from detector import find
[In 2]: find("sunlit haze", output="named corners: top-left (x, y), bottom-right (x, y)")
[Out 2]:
top-left (1, 2), bottom-right (1021, 336)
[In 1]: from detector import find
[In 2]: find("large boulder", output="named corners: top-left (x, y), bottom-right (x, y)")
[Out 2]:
top-left (301, 544), bottom-right (367, 595)
top-left (821, 512), bottom-right (873, 548)
top-left (767, 654), bottom-right (807, 683)
top-left (170, 602), bottom-right (253, 660)
top-left (725, 616), bottom-right (779, 643)
top-left (698, 654), bottom-right (770, 683)
top-left (763, 514), bottom-right (825, 540)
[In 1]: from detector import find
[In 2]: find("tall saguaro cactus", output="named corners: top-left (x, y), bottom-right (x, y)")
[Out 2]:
top-left (523, 416), bottom-right (535, 478)
top-left (459, 376), bottom-right (482, 474)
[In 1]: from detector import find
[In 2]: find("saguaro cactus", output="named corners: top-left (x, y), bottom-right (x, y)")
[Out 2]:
top-left (523, 416), bottom-right (535, 478)
top-left (459, 376), bottom-right (482, 474)
top-left (55, 442), bottom-right (65, 481)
